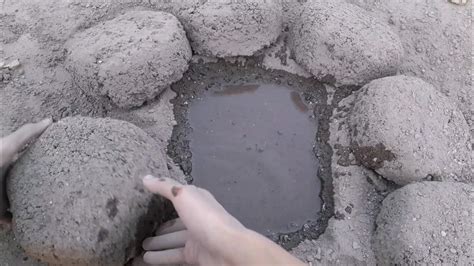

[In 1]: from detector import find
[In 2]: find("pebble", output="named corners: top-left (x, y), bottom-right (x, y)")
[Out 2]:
top-left (448, 0), bottom-right (468, 5)
top-left (314, 247), bottom-right (322, 260)
top-left (5, 59), bottom-right (21, 69)
top-left (450, 248), bottom-right (457, 254)
top-left (306, 255), bottom-right (314, 262)
top-left (352, 241), bottom-right (360, 249)
top-left (441, 230), bottom-right (447, 237)
top-left (327, 248), bottom-right (334, 255)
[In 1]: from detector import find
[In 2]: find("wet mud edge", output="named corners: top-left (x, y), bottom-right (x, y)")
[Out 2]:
top-left (167, 59), bottom-right (340, 250)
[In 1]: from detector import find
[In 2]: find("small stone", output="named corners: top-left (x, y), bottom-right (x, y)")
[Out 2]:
top-left (450, 248), bottom-right (457, 254)
top-left (306, 255), bottom-right (314, 262)
top-left (345, 205), bottom-right (353, 214)
top-left (5, 59), bottom-right (21, 69)
top-left (334, 211), bottom-right (345, 220)
top-left (448, 0), bottom-right (468, 5)
top-left (441, 231), bottom-right (447, 237)
top-left (314, 247), bottom-right (322, 260)
top-left (352, 241), bottom-right (360, 249)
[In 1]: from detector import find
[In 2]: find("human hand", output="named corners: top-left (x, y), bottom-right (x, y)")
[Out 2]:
top-left (140, 176), bottom-right (304, 266)
top-left (0, 119), bottom-right (52, 225)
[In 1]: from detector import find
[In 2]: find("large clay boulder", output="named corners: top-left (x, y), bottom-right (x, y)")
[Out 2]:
top-left (289, 0), bottom-right (403, 86)
top-left (65, 10), bottom-right (191, 109)
top-left (8, 117), bottom-right (170, 265)
top-left (375, 182), bottom-right (473, 265)
top-left (348, 75), bottom-right (472, 185)
top-left (175, 0), bottom-right (283, 57)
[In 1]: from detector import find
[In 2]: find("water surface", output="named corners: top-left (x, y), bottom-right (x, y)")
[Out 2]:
top-left (189, 83), bottom-right (322, 234)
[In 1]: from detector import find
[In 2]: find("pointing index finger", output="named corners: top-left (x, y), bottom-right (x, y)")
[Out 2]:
top-left (4, 118), bottom-right (52, 152)
top-left (1, 118), bottom-right (52, 166)
top-left (142, 175), bottom-right (183, 201)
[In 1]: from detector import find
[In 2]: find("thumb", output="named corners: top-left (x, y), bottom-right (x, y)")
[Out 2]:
top-left (1, 118), bottom-right (52, 166)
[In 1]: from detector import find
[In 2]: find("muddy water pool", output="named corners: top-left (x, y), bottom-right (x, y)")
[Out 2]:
top-left (188, 83), bottom-right (322, 234)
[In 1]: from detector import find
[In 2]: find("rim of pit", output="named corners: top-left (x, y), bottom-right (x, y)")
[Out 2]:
top-left (166, 58), bottom-right (340, 249)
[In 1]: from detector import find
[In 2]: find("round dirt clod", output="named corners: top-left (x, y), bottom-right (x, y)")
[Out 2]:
top-left (176, 0), bottom-right (283, 57)
top-left (375, 182), bottom-right (473, 265)
top-left (65, 10), bottom-right (192, 109)
top-left (8, 117), bottom-right (170, 265)
top-left (348, 75), bottom-right (472, 185)
top-left (289, 0), bottom-right (403, 86)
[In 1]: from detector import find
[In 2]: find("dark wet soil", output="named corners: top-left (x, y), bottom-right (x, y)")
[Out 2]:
top-left (189, 83), bottom-right (321, 234)
top-left (168, 59), bottom-right (335, 249)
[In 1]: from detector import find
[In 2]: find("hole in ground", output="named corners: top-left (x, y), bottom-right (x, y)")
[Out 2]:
top-left (190, 83), bottom-right (320, 234)
top-left (168, 60), bottom-right (334, 249)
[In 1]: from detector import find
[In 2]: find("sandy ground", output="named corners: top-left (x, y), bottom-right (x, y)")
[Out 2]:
top-left (0, 0), bottom-right (472, 265)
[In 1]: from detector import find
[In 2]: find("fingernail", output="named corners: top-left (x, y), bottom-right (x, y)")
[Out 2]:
top-left (143, 175), bottom-right (156, 180)
top-left (142, 237), bottom-right (152, 250)
top-left (41, 118), bottom-right (53, 125)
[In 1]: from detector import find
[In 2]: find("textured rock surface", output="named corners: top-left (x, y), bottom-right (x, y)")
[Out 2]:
top-left (8, 117), bottom-right (170, 265)
top-left (0, 229), bottom-right (44, 266)
top-left (348, 75), bottom-right (472, 185)
top-left (375, 182), bottom-right (473, 265)
top-left (289, 0), bottom-right (403, 86)
top-left (346, 0), bottom-right (473, 130)
top-left (175, 0), bottom-right (283, 57)
top-left (65, 10), bottom-right (191, 108)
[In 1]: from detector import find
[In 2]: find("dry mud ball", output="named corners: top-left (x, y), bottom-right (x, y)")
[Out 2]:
top-left (348, 75), bottom-right (472, 185)
top-left (289, 0), bottom-right (403, 86)
top-left (176, 0), bottom-right (283, 57)
top-left (8, 117), bottom-right (169, 265)
top-left (375, 182), bottom-right (473, 265)
top-left (65, 10), bottom-right (192, 109)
